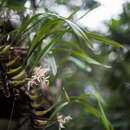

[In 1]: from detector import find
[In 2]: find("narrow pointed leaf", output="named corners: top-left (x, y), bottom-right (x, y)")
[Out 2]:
top-left (50, 102), bottom-right (68, 119)
top-left (68, 56), bottom-right (92, 72)
top-left (61, 40), bottom-right (84, 53)
top-left (16, 14), bottom-right (42, 39)
top-left (27, 19), bottom-right (62, 59)
top-left (54, 48), bottom-right (111, 68)
top-left (0, 5), bottom-right (26, 11)
top-left (77, 5), bottom-right (99, 21)
top-left (79, 101), bottom-right (99, 117)
top-left (71, 94), bottom-right (90, 102)
top-left (48, 14), bottom-right (94, 49)
top-left (67, 8), bottom-right (80, 19)
top-left (86, 32), bottom-right (123, 48)
top-left (49, 94), bottom-right (90, 119)
top-left (70, 50), bottom-right (111, 68)
top-left (65, 20), bottom-right (93, 49)
top-left (98, 101), bottom-right (112, 130)
top-left (48, 52), bottom-right (57, 76)
top-left (91, 82), bottom-right (105, 104)
top-left (63, 87), bottom-right (71, 103)
top-left (31, 33), bottom-right (64, 70)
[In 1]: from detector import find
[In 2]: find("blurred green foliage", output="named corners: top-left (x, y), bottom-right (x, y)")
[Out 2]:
top-left (101, 2), bottom-right (130, 130)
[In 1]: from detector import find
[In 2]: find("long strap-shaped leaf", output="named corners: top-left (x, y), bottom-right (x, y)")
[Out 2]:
top-left (25, 11), bottom-right (80, 68)
top-left (31, 33), bottom-right (64, 70)
top-left (48, 52), bottom-right (57, 76)
top-left (54, 48), bottom-right (111, 68)
top-left (38, 13), bottom-right (94, 49)
top-left (48, 14), bottom-right (94, 49)
top-left (65, 19), bottom-right (93, 49)
top-left (69, 50), bottom-right (111, 68)
top-left (49, 94), bottom-right (90, 119)
top-left (91, 82), bottom-right (113, 130)
top-left (86, 32), bottom-right (123, 48)
top-left (0, 5), bottom-right (26, 11)
top-left (27, 11), bottom-right (80, 59)
top-left (50, 30), bottom-right (123, 49)
top-left (10, 14), bottom-right (42, 45)
top-left (27, 18), bottom-right (62, 60)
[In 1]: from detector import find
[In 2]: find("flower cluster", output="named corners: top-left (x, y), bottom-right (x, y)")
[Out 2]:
top-left (57, 115), bottom-right (72, 130)
top-left (27, 66), bottom-right (49, 90)
top-left (33, 67), bottom-right (49, 81)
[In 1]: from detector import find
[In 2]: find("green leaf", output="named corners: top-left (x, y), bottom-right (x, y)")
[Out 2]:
top-left (40, 10), bottom-right (79, 35)
top-left (27, 19), bottom-right (61, 59)
top-left (70, 50), bottom-right (111, 68)
top-left (91, 82), bottom-right (105, 104)
top-left (65, 20), bottom-right (93, 49)
top-left (0, 5), bottom-right (26, 11)
top-left (76, 5), bottom-right (99, 21)
top-left (49, 94), bottom-right (90, 119)
top-left (12, 14), bottom-right (42, 45)
top-left (67, 8), bottom-right (80, 19)
top-left (68, 56), bottom-right (92, 72)
top-left (48, 52), bottom-right (57, 76)
top-left (55, 48), bottom-right (111, 68)
top-left (71, 94), bottom-right (90, 102)
top-left (90, 82), bottom-right (113, 130)
top-left (78, 101), bottom-right (99, 117)
top-left (63, 87), bottom-right (71, 103)
top-left (61, 40), bottom-right (84, 53)
top-left (19, 14), bottom-right (42, 34)
top-left (50, 102), bottom-right (68, 119)
top-left (86, 32), bottom-right (123, 48)
top-left (26, 11), bottom-right (80, 67)
top-left (98, 101), bottom-right (112, 130)
top-left (46, 13), bottom-right (94, 49)
top-left (31, 33), bottom-right (64, 70)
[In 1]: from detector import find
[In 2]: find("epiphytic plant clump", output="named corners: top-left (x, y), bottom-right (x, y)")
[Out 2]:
top-left (0, 6), bottom-right (123, 129)
top-left (26, 67), bottom-right (55, 128)
top-left (0, 18), bottom-right (56, 129)
top-left (0, 44), bottom-right (56, 129)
